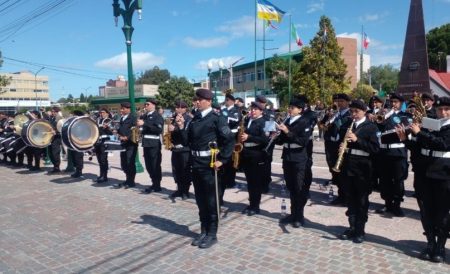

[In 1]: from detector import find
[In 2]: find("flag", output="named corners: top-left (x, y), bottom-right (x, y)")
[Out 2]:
top-left (257, 0), bottom-right (286, 22)
top-left (266, 20), bottom-right (278, 30)
top-left (291, 23), bottom-right (303, 47)
top-left (363, 32), bottom-right (370, 49)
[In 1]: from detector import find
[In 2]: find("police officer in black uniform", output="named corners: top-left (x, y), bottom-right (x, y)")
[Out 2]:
top-left (94, 108), bottom-right (113, 183)
top-left (69, 110), bottom-right (86, 178)
top-left (169, 100), bottom-right (192, 200)
top-left (277, 98), bottom-right (312, 227)
top-left (376, 93), bottom-right (411, 217)
top-left (257, 95), bottom-right (275, 193)
top-left (178, 88), bottom-right (234, 249)
top-left (114, 102), bottom-right (138, 189)
top-left (338, 100), bottom-right (379, 244)
top-left (240, 101), bottom-right (269, 216)
top-left (366, 95), bottom-right (384, 191)
top-left (48, 106), bottom-right (62, 173)
top-left (137, 98), bottom-right (164, 193)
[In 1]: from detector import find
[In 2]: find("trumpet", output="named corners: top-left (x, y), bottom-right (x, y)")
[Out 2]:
top-left (163, 117), bottom-right (174, 150)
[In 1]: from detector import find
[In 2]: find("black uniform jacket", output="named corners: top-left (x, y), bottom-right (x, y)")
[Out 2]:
top-left (221, 106), bottom-right (240, 134)
top-left (118, 114), bottom-right (137, 147)
top-left (183, 110), bottom-right (234, 169)
top-left (97, 118), bottom-right (114, 140)
top-left (276, 115), bottom-right (311, 163)
top-left (339, 118), bottom-right (380, 179)
top-left (141, 111), bottom-right (163, 147)
top-left (378, 111), bottom-right (412, 157)
top-left (241, 116), bottom-right (268, 162)
top-left (48, 116), bottom-right (61, 137)
top-left (323, 108), bottom-right (352, 142)
top-left (415, 123), bottom-right (450, 180)
top-left (171, 113), bottom-right (191, 153)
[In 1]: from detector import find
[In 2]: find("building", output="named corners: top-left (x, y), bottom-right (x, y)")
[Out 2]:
top-left (0, 71), bottom-right (50, 115)
top-left (336, 37), bottom-right (370, 89)
top-left (429, 55), bottom-right (450, 97)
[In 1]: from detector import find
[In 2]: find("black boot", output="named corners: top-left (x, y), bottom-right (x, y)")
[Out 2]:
top-left (431, 234), bottom-right (447, 263)
top-left (199, 222), bottom-right (218, 249)
top-left (353, 221), bottom-right (365, 244)
top-left (191, 224), bottom-right (208, 246)
top-left (391, 201), bottom-right (405, 217)
top-left (340, 216), bottom-right (356, 240)
top-left (419, 233), bottom-right (436, 261)
top-left (376, 200), bottom-right (393, 214)
top-left (71, 169), bottom-right (82, 178)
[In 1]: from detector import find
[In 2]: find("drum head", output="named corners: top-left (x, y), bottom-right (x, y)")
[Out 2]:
top-left (56, 118), bottom-right (66, 133)
top-left (23, 120), bottom-right (54, 148)
top-left (62, 116), bottom-right (99, 152)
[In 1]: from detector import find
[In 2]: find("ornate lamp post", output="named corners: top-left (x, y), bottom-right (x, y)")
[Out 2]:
top-left (207, 60), bottom-right (217, 104)
top-left (112, 0), bottom-right (144, 173)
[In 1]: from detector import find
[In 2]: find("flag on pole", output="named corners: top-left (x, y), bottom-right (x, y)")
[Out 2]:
top-left (266, 20), bottom-right (278, 30)
top-left (291, 23), bottom-right (303, 47)
top-left (257, 0), bottom-right (286, 22)
top-left (363, 32), bottom-right (370, 49)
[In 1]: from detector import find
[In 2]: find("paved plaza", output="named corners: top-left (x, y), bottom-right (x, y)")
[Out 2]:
top-left (0, 140), bottom-right (449, 273)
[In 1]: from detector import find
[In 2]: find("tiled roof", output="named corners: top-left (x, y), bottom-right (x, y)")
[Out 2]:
top-left (429, 69), bottom-right (450, 91)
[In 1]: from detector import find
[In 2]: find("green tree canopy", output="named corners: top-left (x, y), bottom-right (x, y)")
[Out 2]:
top-left (427, 23), bottom-right (450, 72)
top-left (350, 84), bottom-right (376, 104)
top-left (136, 66), bottom-right (170, 85)
top-left (67, 94), bottom-right (74, 103)
top-left (79, 93), bottom-right (86, 103)
top-left (266, 55), bottom-right (301, 107)
top-left (156, 76), bottom-right (194, 109)
top-left (292, 15), bottom-right (350, 105)
top-left (364, 64), bottom-right (399, 94)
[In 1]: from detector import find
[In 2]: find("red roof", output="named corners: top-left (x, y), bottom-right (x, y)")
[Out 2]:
top-left (429, 69), bottom-right (450, 92)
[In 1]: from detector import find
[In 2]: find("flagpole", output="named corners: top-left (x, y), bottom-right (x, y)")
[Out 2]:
top-left (360, 25), bottom-right (364, 90)
top-left (288, 14), bottom-right (292, 104)
top-left (263, 19), bottom-right (266, 91)
top-left (254, 0), bottom-right (257, 100)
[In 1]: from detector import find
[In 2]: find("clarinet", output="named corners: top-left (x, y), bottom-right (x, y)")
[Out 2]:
top-left (263, 115), bottom-right (290, 153)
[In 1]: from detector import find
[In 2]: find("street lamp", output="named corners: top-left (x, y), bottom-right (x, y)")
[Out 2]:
top-left (34, 67), bottom-right (45, 110)
top-left (112, 0), bottom-right (144, 173)
top-left (226, 57), bottom-right (244, 91)
top-left (207, 60), bottom-right (218, 104)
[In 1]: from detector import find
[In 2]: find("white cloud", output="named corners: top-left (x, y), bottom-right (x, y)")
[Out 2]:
top-left (358, 12), bottom-right (389, 23)
top-left (307, 0), bottom-right (324, 14)
top-left (183, 36), bottom-right (230, 48)
top-left (95, 52), bottom-right (165, 70)
top-left (216, 15), bottom-right (265, 38)
top-left (196, 56), bottom-right (244, 70)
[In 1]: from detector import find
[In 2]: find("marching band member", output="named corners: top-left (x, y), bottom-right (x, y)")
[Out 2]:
top-left (338, 100), bottom-right (379, 244)
top-left (47, 107), bottom-right (62, 173)
top-left (277, 98), bottom-right (311, 227)
top-left (421, 93), bottom-right (437, 119)
top-left (137, 98), bottom-right (164, 193)
top-left (178, 89), bottom-right (234, 249)
top-left (257, 95), bottom-right (275, 194)
top-left (113, 102), bottom-right (138, 189)
top-left (169, 100), bottom-right (192, 200)
top-left (94, 108), bottom-right (113, 183)
top-left (69, 110), bottom-right (86, 178)
top-left (240, 101), bottom-right (269, 216)
top-left (25, 110), bottom-right (44, 171)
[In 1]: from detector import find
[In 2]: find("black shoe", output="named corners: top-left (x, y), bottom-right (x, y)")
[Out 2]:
top-left (198, 235), bottom-right (217, 249)
top-left (71, 171), bottom-right (82, 178)
top-left (170, 191), bottom-right (182, 199)
top-left (49, 168), bottom-right (61, 174)
top-left (113, 183), bottom-right (124, 189)
top-left (152, 185), bottom-right (162, 192)
top-left (279, 214), bottom-right (294, 224)
top-left (247, 208), bottom-right (260, 216)
top-left (124, 183), bottom-right (135, 189)
top-left (419, 247), bottom-right (433, 261)
top-left (191, 233), bottom-right (207, 246)
top-left (375, 203), bottom-right (393, 214)
top-left (182, 193), bottom-right (190, 200)
top-left (391, 206), bottom-right (405, 217)
top-left (142, 187), bottom-right (152, 193)
top-left (292, 221), bottom-right (303, 228)
top-left (340, 229), bottom-right (355, 240)
top-left (95, 177), bottom-right (108, 183)
top-left (330, 196), bottom-right (344, 205)
top-left (353, 235), bottom-right (364, 244)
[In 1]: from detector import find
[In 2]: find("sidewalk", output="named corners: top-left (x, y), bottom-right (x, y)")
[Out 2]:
top-left (0, 140), bottom-right (448, 273)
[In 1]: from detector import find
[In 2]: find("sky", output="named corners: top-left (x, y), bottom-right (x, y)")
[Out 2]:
top-left (0, 0), bottom-right (449, 101)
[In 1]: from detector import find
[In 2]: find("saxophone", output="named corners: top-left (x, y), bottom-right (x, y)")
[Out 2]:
top-left (332, 119), bottom-right (355, 173)
top-left (130, 110), bottom-right (145, 144)
top-left (232, 110), bottom-right (247, 169)
top-left (163, 117), bottom-right (174, 150)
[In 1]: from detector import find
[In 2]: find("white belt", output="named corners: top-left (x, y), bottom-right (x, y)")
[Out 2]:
top-left (143, 134), bottom-right (159, 139)
top-left (347, 149), bottom-right (370, 157)
top-left (174, 144), bottom-right (184, 149)
top-left (231, 129), bottom-right (238, 133)
top-left (283, 143), bottom-right (302, 149)
top-left (244, 142), bottom-right (259, 147)
top-left (191, 150), bottom-right (212, 157)
top-left (100, 135), bottom-right (112, 139)
top-left (380, 143), bottom-right (405, 149)
top-left (421, 148), bottom-right (450, 158)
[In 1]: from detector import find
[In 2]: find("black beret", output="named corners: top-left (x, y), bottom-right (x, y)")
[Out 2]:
top-left (250, 101), bottom-right (265, 110)
top-left (371, 95), bottom-right (383, 103)
top-left (225, 93), bottom-right (235, 101)
top-left (335, 93), bottom-right (351, 101)
top-left (99, 107), bottom-right (110, 114)
top-left (294, 94), bottom-right (309, 104)
top-left (349, 99), bottom-right (367, 111)
top-left (146, 98), bottom-right (158, 105)
top-left (255, 95), bottom-right (267, 104)
top-left (390, 93), bottom-right (405, 102)
top-left (195, 88), bottom-right (213, 100)
top-left (434, 96), bottom-right (450, 107)
top-left (289, 98), bottom-right (306, 109)
top-left (30, 110), bottom-right (40, 117)
top-left (120, 102), bottom-right (131, 108)
top-left (236, 97), bottom-right (244, 103)
top-left (72, 110), bottom-right (85, 116)
top-left (52, 106), bottom-right (61, 112)
top-left (421, 93), bottom-right (434, 101)
top-left (174, 100), bottom-right (187, 108)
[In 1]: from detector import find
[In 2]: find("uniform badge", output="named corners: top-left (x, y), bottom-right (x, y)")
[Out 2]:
top-left (376, 131), bottom-right (381, 137)
top-left (393, 116), bottom-right (401, 124)
top-left (222, 111), bottom-right (228, 117)
top-left (407, 118), bottom-right (413, 124)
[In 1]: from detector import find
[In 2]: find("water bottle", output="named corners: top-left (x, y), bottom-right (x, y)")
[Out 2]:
top-left (328, 185), bottom-right (334, 202)
top-left (280, 181), bottom-right (287, 196)
top-left (281, 199), bottom-right (287, 216)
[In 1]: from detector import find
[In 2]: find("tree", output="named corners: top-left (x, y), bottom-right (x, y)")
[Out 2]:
top-left (292, 16), bottom-right (350, 105)
top-left (351, 84), bottom-right (376, 103)
top-left (67, 94), bottom-right (74, 103)
top-left (266, 55), bottom-right (301, 107)
top-left (427, 23), bottom-right (450, 72)
top-left (136, 66), bottom-right (170, 85)
top-left (79, 93), bottom-right (86, 103)
top-left (364, 64), bottom-right (399, 95)
top-left (0, 51), bottom-right (11, 87)
top-left (156, 76), bottom-right (194, 109)
top-left (57, 97), bottom-right (67, 103)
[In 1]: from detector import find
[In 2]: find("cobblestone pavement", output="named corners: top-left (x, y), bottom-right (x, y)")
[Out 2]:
top-left (0, 140), bottom-right (449, 273)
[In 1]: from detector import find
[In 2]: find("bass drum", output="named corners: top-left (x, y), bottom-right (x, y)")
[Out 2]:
top-left (61, 116), bottom-right (99, 152)
top-left (21, 119), bottom-right (54, 148)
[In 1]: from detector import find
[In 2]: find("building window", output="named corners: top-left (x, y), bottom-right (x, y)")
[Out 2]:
top-left (9, 88), bottom-right (16, 92)
top-left (250, 72), bottom-right (255, 82)
top-left (257, 70), bottom-right (264, 80)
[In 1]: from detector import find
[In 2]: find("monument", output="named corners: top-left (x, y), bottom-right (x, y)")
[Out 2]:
top-left (397, 0), bottom-right (431, 98)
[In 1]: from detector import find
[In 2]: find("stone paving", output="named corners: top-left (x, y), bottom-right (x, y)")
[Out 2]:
top-left (0, 140), bottom-right (449, 273)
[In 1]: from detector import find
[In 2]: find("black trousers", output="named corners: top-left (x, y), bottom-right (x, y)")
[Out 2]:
top-left (379, 155), bottom-right (407, 203)
top-left (221, 159), bottom-right (237, 188)
top-left (283, 160), bottom-right (307, 222)
top-left (342, 174), bottom-right (371, 233)
top-left (25, 147), bottom-right (42, 168)
top-left (171, 150), bottom-right (191, 194)
top-left (49, 137), bottom-right (61, 168)
top-left (192, 166), bottom-right (219, 227)
top-left (262, 144), bottom-right (275, 190)
top-left (143, 145), bottom-right (162, 187)
top-left (95, 143), bottom-right (109, 178)
top-left (120, 144), bottom-right (137, 185)
top-left (421, 177), bottom-right (450, 237)
top-left (242, 156), bottom-right (265, 209)
top-left (69, 150), bottom-right (84, 171)
top-left (324, 140), bottom-right (343, 198)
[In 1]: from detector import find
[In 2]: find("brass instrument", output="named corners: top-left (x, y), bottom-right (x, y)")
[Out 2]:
top-left (332, 119), bottom-right (355, 173)
top-left (232, 110), bottom-right (248, 169)
top-left (263, 112), bottom-right (289, 153)
top-left (130, 110), bottom-right (145, 144)
top-left (163, 117), bottom-right (174, 150)
top-left (320, 109), bottom-right (338, 131)
top-left (411, 94), bottom-right (427, 123)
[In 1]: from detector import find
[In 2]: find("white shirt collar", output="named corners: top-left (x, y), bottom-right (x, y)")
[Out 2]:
top-left (121, 114), bottom-right (128, 120)
top-left (340, 108), bottom-right (349, 115)
top-left (355, 117), bottom-right (366, 128)
top-left (289, 114), bottom-right (301, 125)
top-left (227, 105), bottom-right (233, 111)
top-left (147, 110), bottom-right (154, 115)
top-left (201, 107), bottom-right (212, 118)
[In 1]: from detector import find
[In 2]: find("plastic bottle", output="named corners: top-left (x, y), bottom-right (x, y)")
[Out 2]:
top-left (281, 199), bottom-right (287, 216)
top-left (328, 185), bottom-right (334, 202)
